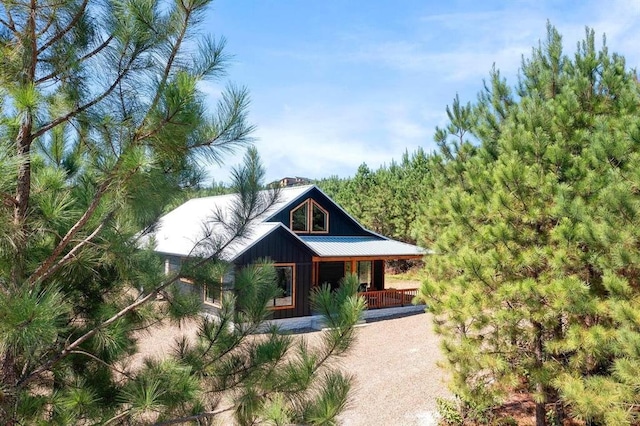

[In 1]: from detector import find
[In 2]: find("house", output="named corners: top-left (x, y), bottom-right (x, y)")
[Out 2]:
top-left (277, 176), bottom-right (312, 187)
top-left (146, 185), bottom-right (426, 319)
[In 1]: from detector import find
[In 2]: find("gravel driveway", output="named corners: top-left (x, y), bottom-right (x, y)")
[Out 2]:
top-left (133, 309), bottom-right (450, 425)
top-left (336, 311), bottom-right (450, 426)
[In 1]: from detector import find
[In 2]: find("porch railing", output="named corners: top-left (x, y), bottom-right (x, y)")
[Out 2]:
top-left (357, 288), bottom-right (422, 310)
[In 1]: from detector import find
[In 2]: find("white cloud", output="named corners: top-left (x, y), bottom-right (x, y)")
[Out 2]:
top-left (204, 99), bottom-right (440, 184)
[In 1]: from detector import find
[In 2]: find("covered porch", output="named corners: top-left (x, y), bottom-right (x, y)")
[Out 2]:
top-left (310, 256), bottom-right (424, 310)
top-left (302, 235), bottom-right (427, 311)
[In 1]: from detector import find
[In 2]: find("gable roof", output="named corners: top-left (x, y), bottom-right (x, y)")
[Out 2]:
top-left (144, 185), bottom-right (426, 261)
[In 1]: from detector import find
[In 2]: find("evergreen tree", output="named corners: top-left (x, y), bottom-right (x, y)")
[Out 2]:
top-left (0, 1), bottom-right (363, 424)
top-left (417, 24), bottom-right (640, 425)
top-left (318, 148), bottom-right (435, 245)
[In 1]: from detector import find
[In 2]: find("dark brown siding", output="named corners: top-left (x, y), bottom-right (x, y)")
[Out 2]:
top-left (234, 227), bottom-right (314, 319)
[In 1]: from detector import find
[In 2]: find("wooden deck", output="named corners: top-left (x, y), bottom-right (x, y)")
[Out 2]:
top-left (358, 288), bottom-right (422, 310)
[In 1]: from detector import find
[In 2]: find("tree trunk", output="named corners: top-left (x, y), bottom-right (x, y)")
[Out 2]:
top-left (11, 117), bottom-right (33, 287)
top-left (555, 400), bottom-right (565, 425)
top-left (533, 320), bottom-right (547, 426)
top-left (11, 0), bottom-right (37, 288)
top-left (535, 389), bottom-right (546, 426)
top-left (1, 350), bottom-right (18, 425)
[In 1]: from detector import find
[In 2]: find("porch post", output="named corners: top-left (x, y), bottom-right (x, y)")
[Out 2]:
top-left (312, 259), bottom-right (319, 286)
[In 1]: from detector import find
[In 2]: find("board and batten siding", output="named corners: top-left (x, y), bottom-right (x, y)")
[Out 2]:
top-left (267, 187), bottom-right (373, 237)
top-left (234, 226), bottom-right (315, 319)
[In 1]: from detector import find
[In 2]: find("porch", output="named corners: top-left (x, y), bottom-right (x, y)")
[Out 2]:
top-left (311, 256), bottom-right (425, 310)
top-left (358, 288), bottom-right (422, 310)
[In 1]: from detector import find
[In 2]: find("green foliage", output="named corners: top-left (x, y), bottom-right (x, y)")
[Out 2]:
top-left (317, 147), bottom-right (436, 244)
top-left (311, 274), bottom-right (366, 357)
top-left (436, 397), bottom-right (464, 426)
top-left (0, 0), bottom-right (363, 424)
top-left (0, 285), bottom-right (70, 359)
top-left (416, 23), bottom-right (640, 426)
top-left (168, 272), bottom-right (364, 425)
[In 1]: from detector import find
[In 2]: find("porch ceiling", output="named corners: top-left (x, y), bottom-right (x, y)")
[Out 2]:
top-left (299, 236), bottom-right (427, 258)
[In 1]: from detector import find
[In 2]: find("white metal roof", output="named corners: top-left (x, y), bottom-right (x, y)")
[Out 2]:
top-left (142, 186), bottom-right (314, 260)
top-left (299, 236), bottom-right (427, 258)
top-left (143, 185), bottom-right (426, 261)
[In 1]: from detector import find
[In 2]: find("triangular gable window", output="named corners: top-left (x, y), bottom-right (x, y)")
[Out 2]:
top-left (290, 199), bottom-right (329, 234)
top-left (312, 202), bottom-right (328, 232)
top-left (291, 201), bottom-right (308, 232)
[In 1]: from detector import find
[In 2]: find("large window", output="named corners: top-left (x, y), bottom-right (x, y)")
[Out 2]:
top-left (166, 257), bottom-right (224, 306)
top-left (290, 199), bottom-right (328, 233)
top-left (270, 264), bottom-right (295, 308)
top-left (312, 202), bottom-right (328, 232)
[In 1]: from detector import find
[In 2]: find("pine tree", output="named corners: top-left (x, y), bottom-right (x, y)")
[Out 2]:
top-left (417, 24), bottom-right (640, 425)
top-left (318, 148), bottom-right (436, 245)
top-left (0, 1), bottom-right (364, 424)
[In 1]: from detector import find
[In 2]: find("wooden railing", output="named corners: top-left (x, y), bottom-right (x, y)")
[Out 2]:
top-left (357, 288), bottom-right (422, 310)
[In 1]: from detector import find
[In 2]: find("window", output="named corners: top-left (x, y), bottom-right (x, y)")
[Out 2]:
top-left (289, 199), bottom-right (328, 233)
top-left (165, 257), bottom-right (181, 274)
top-left (291, 202), bottom-right (308, 232)
top-left (204, 282), bottom-right (221, 305)
top-left (166, 257), bottom-right (225, 306)
top-left (269, 264), bottom-right (295, 308)
top-left (165, 256), bottom-right (191, 285)
top-left (358, 261), bottom-right (372, 289)
top-left (312, 203), bottom-right (328, 232)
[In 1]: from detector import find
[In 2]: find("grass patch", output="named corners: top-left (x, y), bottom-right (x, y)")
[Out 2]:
top-left (386, 271), bottom-right (423, 283)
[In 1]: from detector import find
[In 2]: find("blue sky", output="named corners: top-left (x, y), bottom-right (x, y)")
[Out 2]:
top-left (200, 0), bottom-right (640, 184)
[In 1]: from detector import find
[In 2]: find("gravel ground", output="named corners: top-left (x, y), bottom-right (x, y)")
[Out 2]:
top-left (336, 311), bottom-right (450, 426)
top-left (133, 282), bottom-right (451, 425)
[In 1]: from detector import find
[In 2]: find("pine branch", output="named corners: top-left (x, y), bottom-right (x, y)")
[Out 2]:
top-left (31, 49), bottom-right (137, 140)
top-left (36, 0), bottom-right (89, 55)
top-left (0, 16), bottom-right (19, 36)
top-left (29, 210), bottom-right (114, 284)
top-left (69, 350), bottom-right (133, 380)
top-left (142, 1), bottom-right (192, 132)
top-left (152, 406), bottom-right (233, 426)
top-left (17, 190), bottom-right (276, 390)
top-left (1, 192), bottom-right (18, 207)
top-left (27, 176), bottom-right (115, 286)
top-left (35, 34), bottom-right (114, 84)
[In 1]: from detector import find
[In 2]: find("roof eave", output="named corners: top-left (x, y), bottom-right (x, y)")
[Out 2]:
top-left (311, 254), bottom-right (426, 262)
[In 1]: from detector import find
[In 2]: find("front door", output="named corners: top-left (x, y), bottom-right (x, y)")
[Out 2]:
top-left (317, 261), bottom-right (345, 291)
